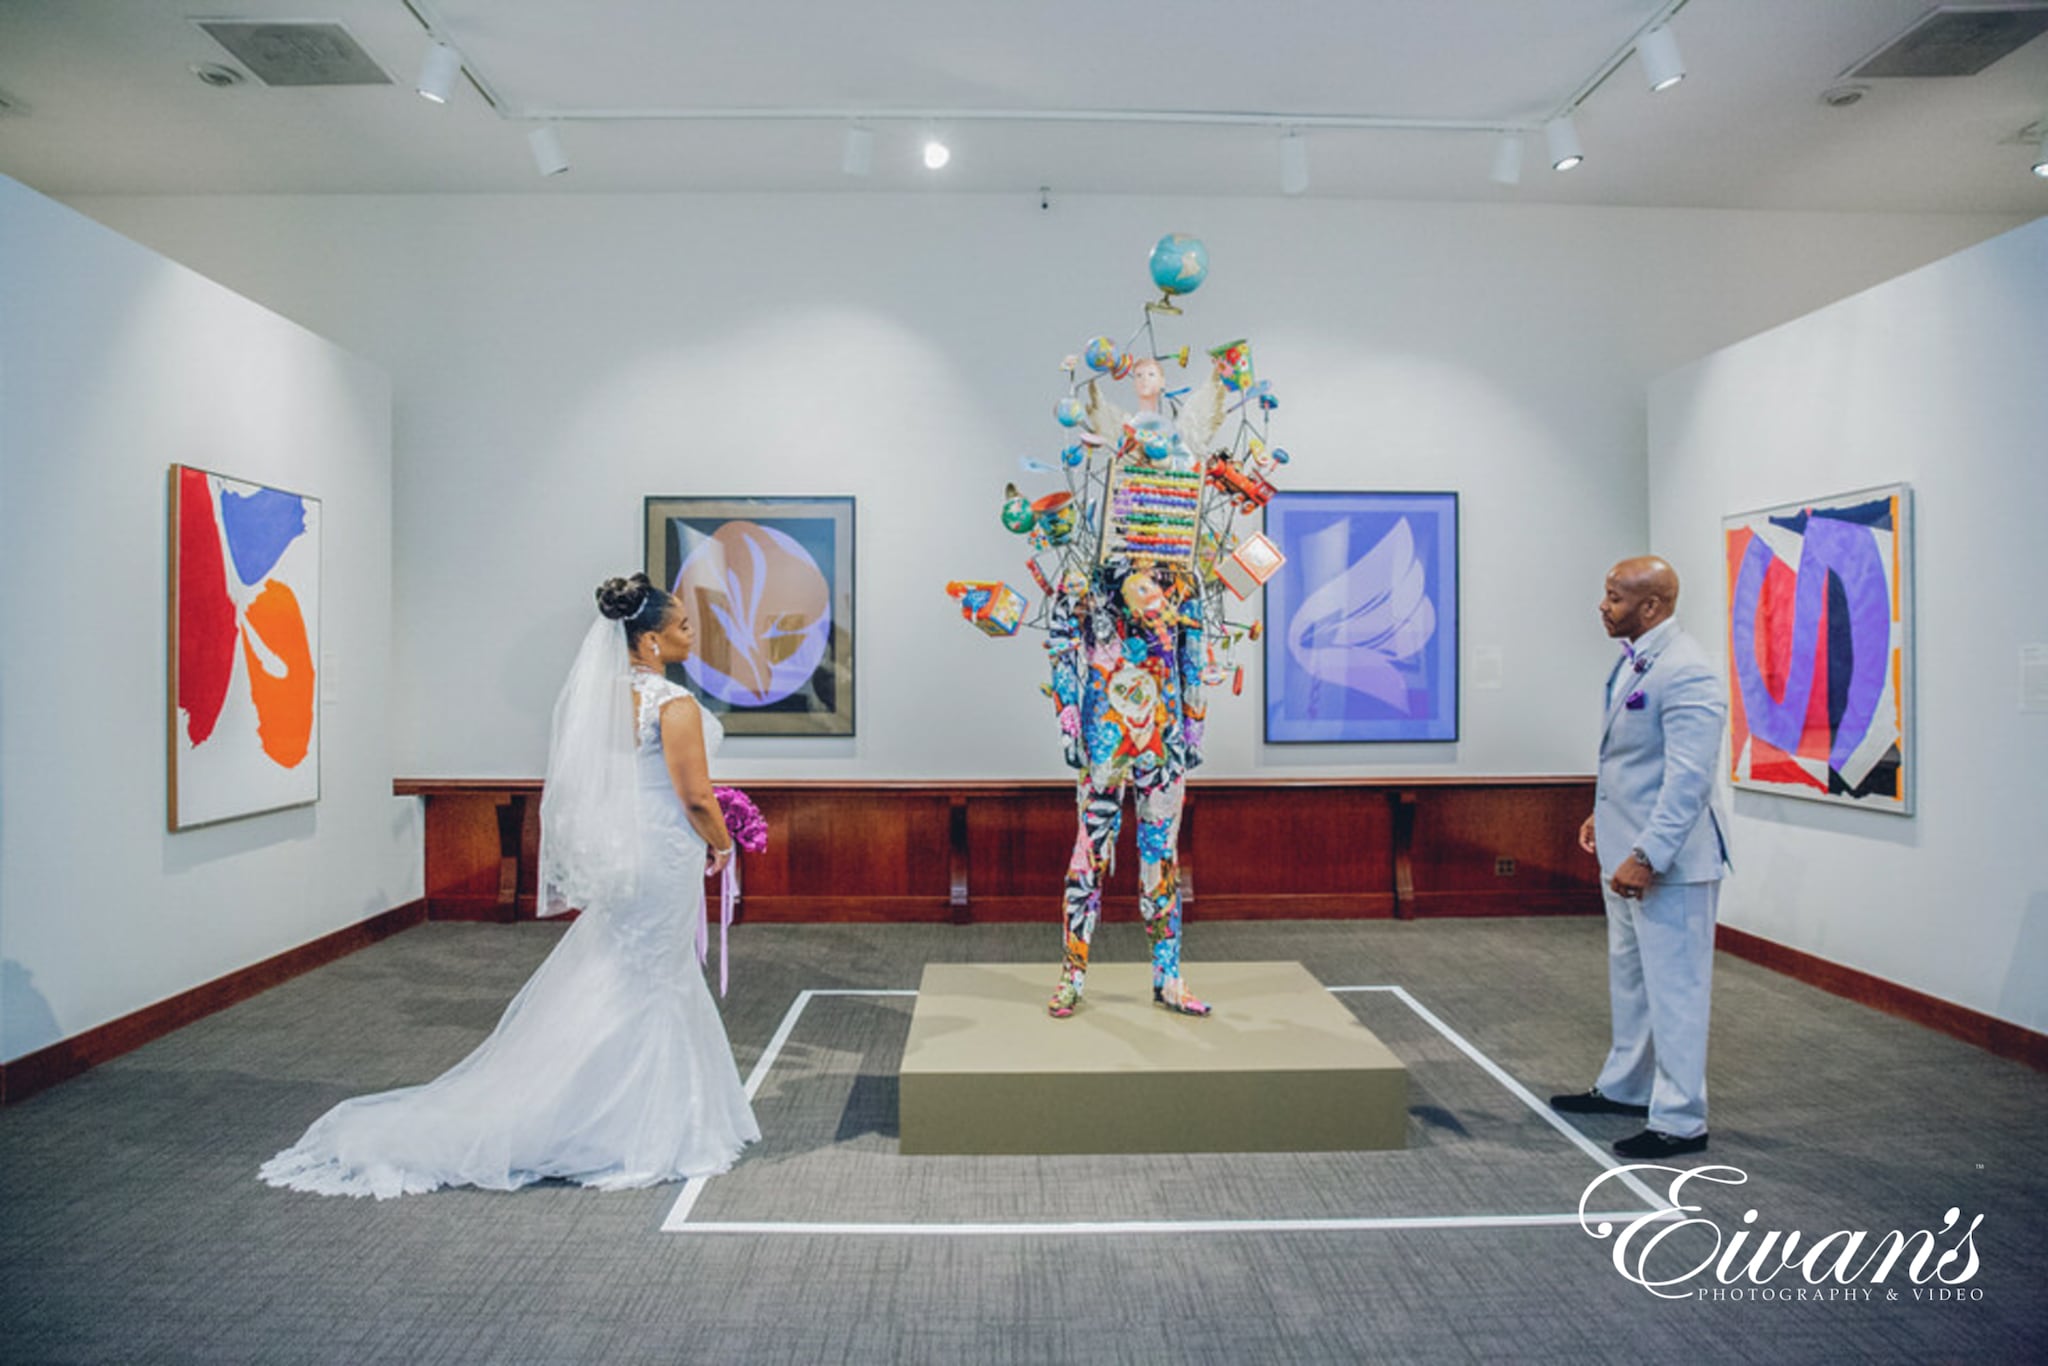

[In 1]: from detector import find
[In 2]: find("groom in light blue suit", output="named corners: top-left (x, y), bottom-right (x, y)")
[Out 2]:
top-left (1551, 556), bottom-right (1731, 1160)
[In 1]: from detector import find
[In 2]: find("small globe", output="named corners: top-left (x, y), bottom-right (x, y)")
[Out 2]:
top-left (1055, 396), bottom-right (1087, 428)
top-left (1148, 233), bottom-right (1209, 296)
top-left (1082, 336), bottom-right (1119, 373)
top-left (1131, 413), bottom-right (1173, 460)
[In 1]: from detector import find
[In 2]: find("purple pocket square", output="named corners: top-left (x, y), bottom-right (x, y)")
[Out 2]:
top-left (1625, 691), bottom-right (1647, 710)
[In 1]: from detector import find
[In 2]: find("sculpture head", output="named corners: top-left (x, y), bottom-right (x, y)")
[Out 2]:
top-left (1129, 355), bottom-right (1165, 410)
top-left (1120, 572), bottom-right (1169, 630)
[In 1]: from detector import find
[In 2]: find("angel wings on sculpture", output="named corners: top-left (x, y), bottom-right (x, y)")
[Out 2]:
top-left (1083, 363), bottom-right (1228, 470)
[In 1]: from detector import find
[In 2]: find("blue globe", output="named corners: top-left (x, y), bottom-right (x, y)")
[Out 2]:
top-left (1148, 233), bottom-right (1208, 296)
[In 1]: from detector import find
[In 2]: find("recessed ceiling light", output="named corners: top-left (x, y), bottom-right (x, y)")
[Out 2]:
top-left (922, 139), bottom-right (951, 170)
top-left (2032, 131), bottom-right (2048, 178)
top-left (189, 63), bottom-right (245, 89)
top-left (1820, 84), bottom-right (1869, 109)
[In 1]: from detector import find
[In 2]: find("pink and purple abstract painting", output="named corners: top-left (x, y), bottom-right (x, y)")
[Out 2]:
top-left (1724, 484), bottom-right (1911, 813)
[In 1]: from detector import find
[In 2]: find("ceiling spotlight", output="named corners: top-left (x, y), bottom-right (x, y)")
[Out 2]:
top-left (842, 126), bottom-right (874, 177)
top-left (922, 139), bottom-right (950, 170)
top-left (189, 62), bottom-right (244, 88)
top-left (1638, 24), bottom-right (1686, 93)
top-left (1279, 131), bottom-right (1309, 195)
top-left (528, 124), bottom-right (569, 177)
top-left (1544, 115), bottom-right (1584, 171)
top-left (1489, 133), bottom-right (1524, 187)
top-left (416, 41), bottom-right (460, 104)
top-left (2033, 130), bottom-right (2048, 178)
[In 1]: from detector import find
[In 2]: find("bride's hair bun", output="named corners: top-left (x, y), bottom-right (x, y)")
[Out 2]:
top-left (595, 572), bottom-right (655, 621)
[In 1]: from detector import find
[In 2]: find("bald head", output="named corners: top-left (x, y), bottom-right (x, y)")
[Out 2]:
top-left (1599, 556), bottom-right (1680, 641)
top-left (1611, 556), bottom-right (1679, 603)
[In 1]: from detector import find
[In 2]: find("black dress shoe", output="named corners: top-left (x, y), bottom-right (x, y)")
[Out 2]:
top-left (1548, 1087), bottom-right (1650, 1117)
top-left (1613, 1129), bottom-right (1709, 1159)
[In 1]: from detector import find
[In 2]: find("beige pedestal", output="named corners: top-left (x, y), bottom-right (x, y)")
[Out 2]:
top-left (898, 961), bottom-right (1407, 1155)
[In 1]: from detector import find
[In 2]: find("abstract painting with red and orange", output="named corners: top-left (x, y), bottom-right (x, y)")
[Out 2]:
top-left (170, 465), bottom-right (321, 828)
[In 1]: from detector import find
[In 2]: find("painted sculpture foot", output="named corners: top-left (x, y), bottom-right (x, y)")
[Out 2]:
top-left (1048, 979), bottom-right (1083, 1018)
top-left (1153, 979), bottom-right (1212, 1017)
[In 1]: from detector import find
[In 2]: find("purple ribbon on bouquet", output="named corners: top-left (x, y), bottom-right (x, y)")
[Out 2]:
top-left (700, 787), bottom-right (768, 997)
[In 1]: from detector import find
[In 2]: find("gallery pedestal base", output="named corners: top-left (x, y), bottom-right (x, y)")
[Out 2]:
top-left (898, 961), bottom-right (1408, 1155)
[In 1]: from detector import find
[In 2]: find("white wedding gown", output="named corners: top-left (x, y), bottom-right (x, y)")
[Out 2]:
top-left (260, 676), bottom-right (760, 1198)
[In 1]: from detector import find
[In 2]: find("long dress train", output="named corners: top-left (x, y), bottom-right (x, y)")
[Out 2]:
top-left (259, 676), bottom-right (758, 1198)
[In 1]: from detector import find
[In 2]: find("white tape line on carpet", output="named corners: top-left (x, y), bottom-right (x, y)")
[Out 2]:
top-left (663, 982), bottom-right (1675, 1235)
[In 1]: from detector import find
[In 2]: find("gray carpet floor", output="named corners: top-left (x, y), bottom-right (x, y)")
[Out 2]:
top-left (2, 917), bottom-right (2043, 1365)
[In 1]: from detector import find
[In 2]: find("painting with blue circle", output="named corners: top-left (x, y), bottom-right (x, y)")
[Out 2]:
top-left (1263, 491), bottom-right (1459, 743)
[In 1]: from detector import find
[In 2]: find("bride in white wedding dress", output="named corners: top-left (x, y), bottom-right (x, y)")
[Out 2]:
top-left (260, 575), bottom-right (760, 1198)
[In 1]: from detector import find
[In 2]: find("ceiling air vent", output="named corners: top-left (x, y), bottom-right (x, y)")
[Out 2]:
top-left (194, 21), bottom-right (392, 87)
top-left (1845, 4), bottom-right (2048, 78)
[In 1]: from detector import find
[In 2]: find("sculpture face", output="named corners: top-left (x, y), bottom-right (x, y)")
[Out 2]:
top-left (1130, 356), bottom-right (1164, 410)
top-left (1121, 573), bottom-right (1169, 629)
top-left (1107, 663), bottom-right (1161, 747)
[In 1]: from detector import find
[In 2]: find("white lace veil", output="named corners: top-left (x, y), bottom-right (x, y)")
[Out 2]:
top-left (537, 615), bottom-right (642, 918)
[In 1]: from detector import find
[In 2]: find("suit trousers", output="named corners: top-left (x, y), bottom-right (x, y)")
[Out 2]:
top-left (1593, 878), bottom-right (1718, 1138)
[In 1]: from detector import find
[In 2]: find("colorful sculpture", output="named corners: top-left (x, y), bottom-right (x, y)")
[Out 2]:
top-left (947, 233), bottom-right (1293, 1019)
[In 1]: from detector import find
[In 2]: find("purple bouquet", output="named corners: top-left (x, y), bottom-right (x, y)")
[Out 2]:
top-left (715, 786), bottom-right (769, 854)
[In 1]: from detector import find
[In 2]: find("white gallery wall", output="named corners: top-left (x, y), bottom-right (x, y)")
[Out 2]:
top-left (0, 176), bottom-right (421, 1064)
top-left (66, 193), bottom-right (2024, 784)
top-left (1649, 217), bottom-right (2048, 1032)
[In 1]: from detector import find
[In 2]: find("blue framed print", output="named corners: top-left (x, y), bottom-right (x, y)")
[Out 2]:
top-left (1263, 490), bottom-right (1459, 743)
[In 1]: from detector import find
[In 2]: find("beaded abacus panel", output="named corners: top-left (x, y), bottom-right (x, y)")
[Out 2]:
top-left (1099, 461), bottom-right (1203, 570)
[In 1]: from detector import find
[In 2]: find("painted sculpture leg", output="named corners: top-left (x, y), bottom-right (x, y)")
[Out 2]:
top-left (1050, 777), bottom-right (1125, 1016)
top-left (1136, 771), bottom-right (1208, 1016)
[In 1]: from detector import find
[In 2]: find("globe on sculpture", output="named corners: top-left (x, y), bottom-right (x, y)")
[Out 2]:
top-left (1082, 336), bottom-right (1120, 373)
top-left (1148, 233), bottom-right (1209, 297)
top-left (1131, 413), bottom-right (1173, 461)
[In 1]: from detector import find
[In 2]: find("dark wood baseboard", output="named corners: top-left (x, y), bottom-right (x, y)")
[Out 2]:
top-left (1716, 924), bottom-right (2047, 1073)
top-left (0, 899), bottom-right (429, 1106)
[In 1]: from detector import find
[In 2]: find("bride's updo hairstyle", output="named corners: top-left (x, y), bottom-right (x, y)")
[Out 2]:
top-left (595, 573), bottom-right (677, 650)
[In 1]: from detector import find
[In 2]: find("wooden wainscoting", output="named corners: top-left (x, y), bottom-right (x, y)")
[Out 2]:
top-left (395, 777), bottom-right (1603, 923)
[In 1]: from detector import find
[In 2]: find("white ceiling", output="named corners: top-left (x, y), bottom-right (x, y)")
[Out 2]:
top-left (0, 0), bottom-right (2044, 211)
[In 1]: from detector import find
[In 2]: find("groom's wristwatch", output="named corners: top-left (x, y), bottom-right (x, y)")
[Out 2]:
top-left (1629, 847), bottom-right (1654, 871)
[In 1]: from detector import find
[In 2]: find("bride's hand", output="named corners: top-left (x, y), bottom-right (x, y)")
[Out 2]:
top-left (707, 843), bottom-right (735, 878)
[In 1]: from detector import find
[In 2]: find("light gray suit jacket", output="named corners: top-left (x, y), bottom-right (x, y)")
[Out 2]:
top-left (1594, 623), bottom-right (1732, 884)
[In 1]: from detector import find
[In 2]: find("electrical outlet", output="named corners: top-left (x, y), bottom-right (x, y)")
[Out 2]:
top-left (1494, 857), bottom-right (1516, 877)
